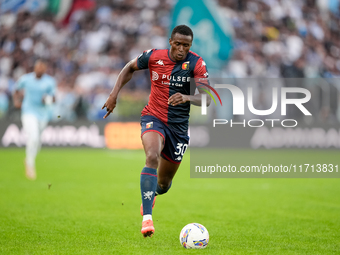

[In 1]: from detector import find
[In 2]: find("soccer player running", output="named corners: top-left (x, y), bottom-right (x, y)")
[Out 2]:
top-left (102, 25), bottom-right (210, 237)
top-left (13, 60), bottom-right (57, 180)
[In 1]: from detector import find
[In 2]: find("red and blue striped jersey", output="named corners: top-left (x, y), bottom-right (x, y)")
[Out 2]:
top-left (136, 49), bottom-right (208, 134)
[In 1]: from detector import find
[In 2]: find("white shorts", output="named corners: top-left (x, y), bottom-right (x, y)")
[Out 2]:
top-left (21, 114), bottom-right (48, 142)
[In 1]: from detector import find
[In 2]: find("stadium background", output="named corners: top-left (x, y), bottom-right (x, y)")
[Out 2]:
top-left (1, 0), bottom-right (340, 254)
top-left (1, 0), bottom-right (340, 149)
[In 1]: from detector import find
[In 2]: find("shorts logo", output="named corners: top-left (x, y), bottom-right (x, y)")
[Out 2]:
top-left (182, 61), bottom-right (189, 70)
top-left (152, 71), bottom-right (159, 81)
top-left (146, 122), bottom-right (153, 129)
top-left (175, 156), bottom-right (182, 161)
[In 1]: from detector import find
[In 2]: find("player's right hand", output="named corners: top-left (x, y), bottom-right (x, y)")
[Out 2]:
top-left (102, 95), bottom-right (117, 119)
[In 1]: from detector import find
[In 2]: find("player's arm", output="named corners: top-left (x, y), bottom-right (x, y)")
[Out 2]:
top-left (102, 58), bottom-right (139, 119)
top-left (168, 88), bottom-right (211, 107)
top-left (168, 57), bottom-right (211, 107)
top-left (13, 90), bottom-right (24, 108)
top-left (43, 78), bottom-right (57, 105)
top-left (13, 76), bottom-right (25, 109)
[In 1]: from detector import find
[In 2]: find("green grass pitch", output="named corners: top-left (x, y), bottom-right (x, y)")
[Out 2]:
top-left (0, 148), bottom-right (339, 254)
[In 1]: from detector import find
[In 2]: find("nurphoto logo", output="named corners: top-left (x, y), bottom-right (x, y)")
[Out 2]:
top-left (200, 84), bottom-right (312, 128)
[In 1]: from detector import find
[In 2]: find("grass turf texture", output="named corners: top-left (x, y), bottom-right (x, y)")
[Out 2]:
top-left (0, 148), bottom-right (339, 254)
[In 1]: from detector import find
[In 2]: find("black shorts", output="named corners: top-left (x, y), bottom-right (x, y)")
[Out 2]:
top-left (140, 115), bottom-right (189, 164)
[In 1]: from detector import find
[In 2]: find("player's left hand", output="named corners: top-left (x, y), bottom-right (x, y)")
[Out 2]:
top-left (168, 92), bottom-right (189, 106)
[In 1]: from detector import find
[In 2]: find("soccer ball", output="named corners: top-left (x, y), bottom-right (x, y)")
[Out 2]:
top-left (179, 223), bottom-right (209, 249)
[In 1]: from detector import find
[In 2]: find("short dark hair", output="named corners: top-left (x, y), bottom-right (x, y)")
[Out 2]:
top-left (171, 25), bottom-right (193, 41)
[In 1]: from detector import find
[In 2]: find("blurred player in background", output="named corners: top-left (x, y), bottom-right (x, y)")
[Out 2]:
top-left (13, 60), bottom-right (57, 180)
top-left (102, 25), bottom-right (210, 237)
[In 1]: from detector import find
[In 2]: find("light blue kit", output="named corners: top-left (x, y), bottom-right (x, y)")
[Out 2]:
top-left (15, 72), bottom-right (56, 121)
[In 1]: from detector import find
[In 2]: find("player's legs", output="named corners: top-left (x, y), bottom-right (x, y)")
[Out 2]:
top-left (142, 131), bottom-right (164, 169)
top-left (37, 119), bottom-right (48, 153)
top-left (156, 157), bottom-right (180, 195)
top-left (155, 125), bottom-right (189, 195)
top-left (22, 114), bottom-right (40, 179)
top-left (140, 131), bottom-right (163, 237)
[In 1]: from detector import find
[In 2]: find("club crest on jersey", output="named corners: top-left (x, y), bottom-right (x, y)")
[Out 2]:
top-left (146, 122), bottom-right (153, 129)
top-left (182, 61), bottom-right (189, 70)
top-left (156, 60), bottom-right (164, 66)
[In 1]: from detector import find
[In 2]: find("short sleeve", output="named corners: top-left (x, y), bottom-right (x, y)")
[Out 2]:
top-left (193, 57), bottom-right (209, 88)
top-left (136, 49), bottom-right (155, 70)
top-left (193, 57), bottom-right (209, 79)
top-left (15, 75), bottom-right (26, 91)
